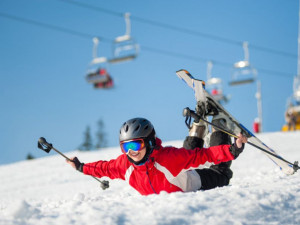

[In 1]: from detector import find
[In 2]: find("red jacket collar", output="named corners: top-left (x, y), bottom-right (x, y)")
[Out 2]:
top-left (154, 137), bottom-right (162, 149)
top-left (130, 137), bottom-right (163, 170)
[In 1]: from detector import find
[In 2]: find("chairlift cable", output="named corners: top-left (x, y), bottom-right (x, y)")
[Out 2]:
top-left (142, 46), bottom-right (292, 78)
top-left (58, 0), bottom-right (297, 59)
top-left (59, 0), bottom-right (123, 17)
top-left (0, 12), bottom-right (96, 40)
top-left (0, 11), bottom-right (294, 78)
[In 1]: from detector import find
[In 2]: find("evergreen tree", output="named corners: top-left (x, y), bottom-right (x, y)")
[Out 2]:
top-left (95, 119), bottom-right (108, 149)
top-left (79, 125), bottom-right (93, 151)
top-left (26, 153), bottom-right (35, 160)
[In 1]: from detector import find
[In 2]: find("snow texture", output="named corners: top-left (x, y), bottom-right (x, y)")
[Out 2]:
top-left (0, 132), bottom-right (300, 225)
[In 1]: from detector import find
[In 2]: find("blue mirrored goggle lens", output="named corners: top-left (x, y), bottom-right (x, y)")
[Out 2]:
top-left (121, 140), bottom-right (144, 153)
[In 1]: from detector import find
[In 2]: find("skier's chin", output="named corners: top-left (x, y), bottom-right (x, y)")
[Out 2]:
top-left (128, 149), bottom-right (146, 162)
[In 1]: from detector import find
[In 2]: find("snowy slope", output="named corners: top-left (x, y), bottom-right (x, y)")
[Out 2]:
top-left (0, 132), bottom-right (300, 225)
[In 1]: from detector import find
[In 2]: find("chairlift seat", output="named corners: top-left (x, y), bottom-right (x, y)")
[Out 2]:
top-left (86, 68), bottom-right (109, 84)
top-left (115, 34), bottom-right (131, 43)
top-left (234, 60), bottom-right (250, 68)
top-left (230, 63), bottom-right (257, 86)
top-left (109, 54), bottom-right (137, 64)
top-left (229, 78), bottom-right (255, 86)
top-left (86, 74), bottom-right (109, 84)
top-left (110, 39), bottom-right (138, 64)
top-left (207, 77), bottom-right (222, 86)
top-left (91, 57), bottom-right (107, 64)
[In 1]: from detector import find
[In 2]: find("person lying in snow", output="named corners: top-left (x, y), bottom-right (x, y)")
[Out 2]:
top-left (67, 117), bottom-right (247, 195)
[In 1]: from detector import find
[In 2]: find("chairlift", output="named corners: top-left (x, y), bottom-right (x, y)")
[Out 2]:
top-left (86, 37), bottom-right (114, 89)
top-left (229, 42), bottom-right (257, 86)
top-left (109, 13), bottom-right (139, 64)
top-left (293, 76), bottom-right (300, 103)
top-left (93, 73), bottom-right (114, 89)
top-left (206, 61), bottom-right (229, 104)
top-left (88, 68), bottom-right (114, 90)
top-left (282, 100), bottom-right (300, 131)
top-left (282, 10), bottom-right (300, 130)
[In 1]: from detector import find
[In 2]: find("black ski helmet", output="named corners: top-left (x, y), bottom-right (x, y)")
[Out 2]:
top-left (119, 118), bottom-right (155, 142)
top-left (119, 118), bottom-right (156, 165)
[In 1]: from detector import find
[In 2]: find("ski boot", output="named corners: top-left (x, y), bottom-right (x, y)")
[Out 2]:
top-left (183, 118), bottom-right (208, 149)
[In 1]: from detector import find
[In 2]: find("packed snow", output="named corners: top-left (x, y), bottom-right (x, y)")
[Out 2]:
top-left (1, 132), bottom-right (300, 225)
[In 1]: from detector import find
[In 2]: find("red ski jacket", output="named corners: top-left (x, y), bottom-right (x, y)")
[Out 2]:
top-left (83, 138), bottom-right (234, 195)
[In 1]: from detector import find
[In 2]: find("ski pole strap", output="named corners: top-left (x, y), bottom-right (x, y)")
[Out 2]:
top-left (184, 113), bottom-right (192, 129)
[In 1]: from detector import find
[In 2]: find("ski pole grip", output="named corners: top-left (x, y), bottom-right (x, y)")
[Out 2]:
top-left (183, 107), bottom-right (200, 122)
top-left (182, 107), bottom-right (190, 117)
top-left (38, 137), bottom-right (48, 145)
top-left (38, 137), bottom-right (53, 153)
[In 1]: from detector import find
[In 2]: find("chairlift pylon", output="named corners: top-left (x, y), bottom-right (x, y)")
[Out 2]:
top-left (282, 77), bottom-right (300, 131)
top-left (86, 37), bottom-right (114, 89)
top-left (109, 12), bottom-right (139, 64)
top-left (282, 3), bottom-right (300, 131)
top-left (206, 61), bottom-right (229, 104)
top-left (293, 76), bottom-right (300, 103)
top-left (230, 42), bottom-right (257, 86)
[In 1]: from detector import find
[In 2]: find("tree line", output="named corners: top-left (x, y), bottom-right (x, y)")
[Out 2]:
top-left (27, 119), bottom-right (108, 160)
top-left (78, 118), bottom-right (108, 151)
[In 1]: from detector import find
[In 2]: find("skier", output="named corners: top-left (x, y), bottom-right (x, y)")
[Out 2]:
top-left (285, 110), bottom-right (296, 131)
top-left (86, 67), bottom-right (114, 89)
top-left (66, 117), bottom-right (247, 195)
top-left (94, 74), bottom-right (113, 89)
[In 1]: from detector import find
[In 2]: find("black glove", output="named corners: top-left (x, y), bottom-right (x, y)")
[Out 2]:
top-left (229, 138), bottom-right (245, 159)
top-left (72, 157), bottom-right (84, 172)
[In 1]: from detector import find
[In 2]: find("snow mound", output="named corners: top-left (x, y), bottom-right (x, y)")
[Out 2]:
top-left (5, 200), bottom-right (41, 221)
top-left (0, 131), bottom-right (300, 225)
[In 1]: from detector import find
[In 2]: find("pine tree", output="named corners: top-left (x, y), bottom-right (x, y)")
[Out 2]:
top-left (79, 125), bottom-right (93, 151)
top-left (26, 153), bottom-right (35, 160)
top-left (95, 119), bottom-right (108, 149)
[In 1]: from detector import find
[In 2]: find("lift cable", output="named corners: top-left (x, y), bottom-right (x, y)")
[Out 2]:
top-left (0, 12), bottom-right (99, 40)
top-left (58, 0), bottom-right (297, 59)
top-left (0, 11), bottom-right (294, 78)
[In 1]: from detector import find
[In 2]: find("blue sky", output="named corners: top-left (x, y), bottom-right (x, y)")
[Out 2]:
top-left (0, 0), bottom-right (298, 165)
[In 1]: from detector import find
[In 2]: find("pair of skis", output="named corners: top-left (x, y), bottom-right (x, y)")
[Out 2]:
top-left (176, 69), bottom-right (299, 175)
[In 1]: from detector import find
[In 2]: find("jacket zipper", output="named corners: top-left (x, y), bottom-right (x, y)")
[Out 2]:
top-left (146, 165), bottom-right (157, 194)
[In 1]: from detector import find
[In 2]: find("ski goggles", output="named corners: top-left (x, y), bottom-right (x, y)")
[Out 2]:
top-left (120, 139), bottom-right (145, 154)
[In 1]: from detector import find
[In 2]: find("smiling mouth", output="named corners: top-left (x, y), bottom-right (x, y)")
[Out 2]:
top-left (129, 151), bottom-right (140, 157)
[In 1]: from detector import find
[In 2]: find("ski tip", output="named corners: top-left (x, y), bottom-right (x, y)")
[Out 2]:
top-left (176, 69), bottom-right (206, 88)
top-left (176, 69), bottom-right (190, 74)
top-left (176, 69), bottom-right (194, 79)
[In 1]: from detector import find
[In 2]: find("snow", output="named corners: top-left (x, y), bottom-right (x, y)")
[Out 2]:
top-left (1, 132), bottom-right (300, 225)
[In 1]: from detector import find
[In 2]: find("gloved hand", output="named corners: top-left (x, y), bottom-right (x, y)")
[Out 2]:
top-left (230, 134), bottom-right (247, 159)
top-left (66, 157), bottom-right (84, 172)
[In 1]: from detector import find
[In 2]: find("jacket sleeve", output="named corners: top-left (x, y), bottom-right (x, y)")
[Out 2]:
top-left (158, 144), bottom-right (235, 177)
top-left (82, 154), bottom-right (127, 180)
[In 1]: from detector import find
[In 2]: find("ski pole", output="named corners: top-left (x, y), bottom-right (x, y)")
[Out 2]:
top-left (37, 137), bottom-right (109, 190)
top-left (183, 108), bottom-right (300, 172)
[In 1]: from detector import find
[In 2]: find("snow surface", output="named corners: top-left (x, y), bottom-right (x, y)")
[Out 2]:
top-left (1, 132), bottom-right (300, 225)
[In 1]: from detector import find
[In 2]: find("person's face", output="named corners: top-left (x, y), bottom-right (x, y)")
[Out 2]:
top-left (127, 147), bottom-right (146, 162)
